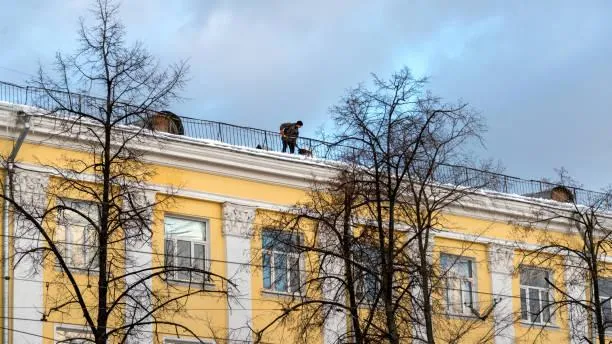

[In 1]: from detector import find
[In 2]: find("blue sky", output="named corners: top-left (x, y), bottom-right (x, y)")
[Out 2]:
top-left (2, 0), bottom-right (612, 190)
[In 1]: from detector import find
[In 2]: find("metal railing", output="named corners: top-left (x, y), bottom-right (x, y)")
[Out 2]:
top-left (0, 80), bottom-right (608, 207)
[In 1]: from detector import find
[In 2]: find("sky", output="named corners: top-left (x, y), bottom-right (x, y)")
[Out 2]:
top-left (1, 0), bottom-right (612, 190)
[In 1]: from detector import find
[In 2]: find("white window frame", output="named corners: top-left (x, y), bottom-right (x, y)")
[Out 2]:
top-left (262, 230), bottom-right (302, 294)
top-left (164, 337), bottom-right (216, 344)
top-left (54, 324), bottom-right (93, 343)
top-left (520, 267), bottom-right (553, 325)
top-left (57, 199), bottom-right (99, 271)
top-left (164, 215), bottom-right (210, 285)
top-left (441, 254), bottom-right (477, 316)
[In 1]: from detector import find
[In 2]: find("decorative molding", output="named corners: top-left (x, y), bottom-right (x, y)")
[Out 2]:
top-left (488, 245), bottom-right (515, 275)
top-left (564, 255), bottom-right (588, 344)
top-left (11, 168), bottom-right (50, 275)
top-left (123, 190), bottom-right (156, 344)
top-left (488, 244), bottom-right (515, 344)
top-left (11, 168), bottom-right (49, 344)
top-left (408, 235), bottom-right (434, 343)
top-left (0, 105), bottom-right (337, 190)
top-left (222, 203), bottom-right (256, 238)
top-left (319, 228), bottom-right (347, 344)
top-left (222, 203), bottom-right (256, 343)
top-left (2, 105), bottom-right (609, 236)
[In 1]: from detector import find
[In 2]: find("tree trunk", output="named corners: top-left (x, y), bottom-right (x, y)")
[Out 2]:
top-left (418, 234), bottom-right (435, 344)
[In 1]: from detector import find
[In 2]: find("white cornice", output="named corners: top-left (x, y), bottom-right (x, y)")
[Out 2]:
top-left (1, 103), bottom-right (610, 232)
top-left (0, 104), bottom-right (337, 189)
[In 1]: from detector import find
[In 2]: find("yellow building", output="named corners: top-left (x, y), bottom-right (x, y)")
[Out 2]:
top-left (0, 87), bottom-right (608, 343)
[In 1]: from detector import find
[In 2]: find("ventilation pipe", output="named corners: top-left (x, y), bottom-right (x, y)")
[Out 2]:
top-left (3, 110), bottom-right (31, 344)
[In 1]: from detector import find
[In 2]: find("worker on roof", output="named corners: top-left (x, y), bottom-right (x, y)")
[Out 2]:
top-left (279, 120), bottom-right (303, 154)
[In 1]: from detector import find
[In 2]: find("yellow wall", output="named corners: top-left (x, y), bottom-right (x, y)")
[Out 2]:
top-left (0, 136), bottom-right (602, 344)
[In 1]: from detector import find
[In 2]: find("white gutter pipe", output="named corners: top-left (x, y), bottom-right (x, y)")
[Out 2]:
top-left (3, 111), bottom-right (30, 344)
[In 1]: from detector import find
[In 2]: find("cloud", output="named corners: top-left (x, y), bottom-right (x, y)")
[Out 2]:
top-left (1, 1), bottom-right (612, 188)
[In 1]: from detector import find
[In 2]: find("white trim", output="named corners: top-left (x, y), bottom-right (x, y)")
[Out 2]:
top-left (435, 229), bottom-right (612, 263)
top-left (488, 244), bottom-right (515, 344)
top-left (566, 256), bottom-right (588, 344)
top-left (122, 190), bottom-right (156, 344)
top-left (0, 105), bottom-right (337, 190)
top-left (12, 169), bottom-right (49, 344)
top-left (163, 336), bottom-right (216, 344)
top-left (4, 105), bottom-right (612, 232)
top-left (223, 203), bottom-right (255, 343)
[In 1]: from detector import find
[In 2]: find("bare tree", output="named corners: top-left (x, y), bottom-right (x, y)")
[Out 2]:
top-left (514, 170), bottom-right (612, 344)
top-left (253, 68), bottom-right (502, 344)
top-left (0, 1), bottom-right (233, 343)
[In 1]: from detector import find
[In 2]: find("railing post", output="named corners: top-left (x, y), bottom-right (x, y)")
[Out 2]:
top-left (503, 176), bottom-right (508, 193)
top-left (218, 122), bottom-right (223, 142)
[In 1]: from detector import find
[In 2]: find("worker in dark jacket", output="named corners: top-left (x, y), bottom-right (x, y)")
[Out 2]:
top-left (279, 120), bottom-right (303, 154)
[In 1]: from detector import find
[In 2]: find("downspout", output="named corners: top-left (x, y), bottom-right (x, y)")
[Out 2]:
top-left (3, 111), bottom-right (30, 344)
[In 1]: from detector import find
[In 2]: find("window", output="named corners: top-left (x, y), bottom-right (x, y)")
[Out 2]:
top-left (441, 254), bottom-right (476, 316)
top-left (57, 200), bottom-right (99, 270)
top-left (262, 231), bottom-right (301, 293)
top-left (164, 216), bottom-right (208, 284)
top-left (55, 326), bottom-right (93, 343)
top-left (598, 279), bottom-right (612, 330)
top-left (520, 268), bottom-right (553, 324)
top-left (353, 246), bottom-right (380, 303)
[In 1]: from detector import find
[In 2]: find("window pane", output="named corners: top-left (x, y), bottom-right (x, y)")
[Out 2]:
top-left (165, 239), bottom-right (174, 279)
top-left (440, 254), bottom-right (450, 269)
top-left (70, 226), bottom-right (85, 268)
top-left (56, 225), bottom-right (67, 259)
top-left (521, 268), bottom-right (549, 288)
top-left (194, 244), bottom-right (205, 282)
top-left (165, 217), bottom-right (206, 241)
top-left (365, 272), bottom-right (377, 302)
top-left (529, 288), bottom-right (541, 323)
top-left (289, 255), bottom-right (300, 292)
top-left (541, 290), bottom-right (551, 322)
top-left (84, 228), bottom-right (98, 269)
top-left (355, 277), bottom-right (365, 300)
top-left (354, 246), bottom-right (380, 303)
top-left (599, 278), bottom-right (612, 327)
top-left (447, 278), bottom-right (462, 313)
top-left (263, 253), bottom-right (272, 290)
top-left (176, 240), bottom-right (191, 281)
top-left (520, 288), bottom-right (528, 320)
top-left (262, 231), bottom-right (299, 252)
top-left (456, 260), bottom-right (471, 278)
top-left (602, 298), bottom-right (612, 325)
top-left (274, 253), bottom-right (287, 292)
top-left (463, 279), bottom-right (473, 309)
top-left (600, 279), bottom-right (612, 297)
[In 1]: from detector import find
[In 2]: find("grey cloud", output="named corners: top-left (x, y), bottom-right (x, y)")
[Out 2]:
top-left (1, 1), bottom-right (611, 188)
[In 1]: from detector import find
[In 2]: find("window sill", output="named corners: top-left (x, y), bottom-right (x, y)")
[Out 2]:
top-left (166, 279), bottom-right (216, 291)
top-left (444, 312), bottom-right (479, 320)
top-left (261, 289), bottom-right (302, 299)
top-left (54, 265), bottom-right (99, 274)
top-left (519, 321), bottom-right (559, 330)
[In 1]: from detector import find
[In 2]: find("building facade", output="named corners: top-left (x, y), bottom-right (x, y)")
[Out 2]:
top-left (0, 100), bottom-right (608, 344)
